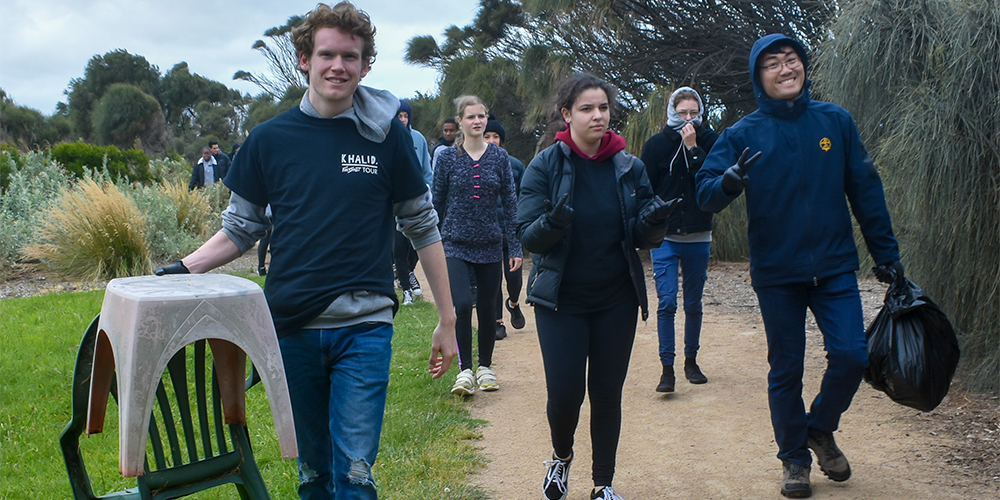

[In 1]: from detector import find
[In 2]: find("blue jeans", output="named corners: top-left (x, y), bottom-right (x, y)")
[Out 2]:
top-left (279, 323), bottom-right (393, 500)
top-left (650, 240), bottom-right (710, 365)
top-left (753, 272), bottom-right (868, 467)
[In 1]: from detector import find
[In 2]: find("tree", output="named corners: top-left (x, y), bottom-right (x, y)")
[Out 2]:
top-left (234, 16), bottom-right (308, 98)
top-left (813, 0), bottom-right (1000, 393)
top-left (66, 50), bottom-right (162, 141)
top-left (91, 83), bottom-right (170, 154)
top-left (521, 0), bottom-right (839, 128)
top-left (0, 91), bottom-right (73, 149)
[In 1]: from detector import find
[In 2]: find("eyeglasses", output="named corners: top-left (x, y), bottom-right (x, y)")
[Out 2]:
top-left (676, 109), bottom-right (699, 118)
top-left (759, 56), bottom-right (801, 73)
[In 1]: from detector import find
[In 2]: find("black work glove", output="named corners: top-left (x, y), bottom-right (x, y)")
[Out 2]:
top-left (155, 260), bottom-right (191, 276)
top-left (641, 196), bottom-right (682, 226)
top-left (873, 261), bottom-right (905, 285)
top-left (720, 147), bottom-right (762, 196)
top-left (544, 193), bottom-right (574, 229)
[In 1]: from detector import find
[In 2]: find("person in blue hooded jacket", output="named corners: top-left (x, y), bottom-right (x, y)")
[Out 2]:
top-left (394, 99), bottom-right (434, 303)
top-left (696, 34), bottom-right (904, 498)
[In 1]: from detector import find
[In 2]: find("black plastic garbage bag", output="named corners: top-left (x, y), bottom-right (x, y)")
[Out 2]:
top-left (864, 273), bottom-right (960, 412)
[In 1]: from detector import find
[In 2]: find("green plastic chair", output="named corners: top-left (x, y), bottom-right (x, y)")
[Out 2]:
top-left (60, 316), bottom-right (272, 499)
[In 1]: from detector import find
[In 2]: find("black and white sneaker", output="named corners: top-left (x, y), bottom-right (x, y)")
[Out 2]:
top-left (506, 298), bottom-right (526, 329)
top-left (591, 486), bottom-right (624, 500)
top-left (543, 454), bottom-right (572, 500)
top-left (409, 271), bottom-right (422, 296)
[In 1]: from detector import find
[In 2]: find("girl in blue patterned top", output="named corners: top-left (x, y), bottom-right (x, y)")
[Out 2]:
top-left (433, 95), bottom-right (522, 396)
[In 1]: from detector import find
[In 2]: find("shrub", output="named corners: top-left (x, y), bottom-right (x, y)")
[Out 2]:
top-left (0, 143), bottom-right (26, 192)
top-left (123, 181), bottom-right (210, 262)
top-left (710, 196), bottom-right (749, 262)
top-left (24, 178), bottom-right (151, 280)
top-left (50, 142), bottom-right (153, 184)
top-left (0, 151), bottom-right (71, 273)
top-left (148, 156), bottom-right (191, 187)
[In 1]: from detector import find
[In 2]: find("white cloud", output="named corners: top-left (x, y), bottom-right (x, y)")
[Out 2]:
top-left (0, 0), bottom-right (477, 113)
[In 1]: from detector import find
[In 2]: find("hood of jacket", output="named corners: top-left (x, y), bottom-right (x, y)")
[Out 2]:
top-left (666, 86), bottom-right (705, 131)
top-left (300, 85), bottom-right (399, 143)
top-left (750, 33), bottom-right (812, 120)
top-left (397, 99), bottom-right (413, 130)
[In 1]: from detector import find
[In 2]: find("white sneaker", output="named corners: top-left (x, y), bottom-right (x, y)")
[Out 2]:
top-left (451, 368), bottom-right (475, 396)
top-left (476, 366), bottom-right (499, 391)
top-left (402, 290), bottom-right (414, 305)
top-left (409, 272), bottom-right (422, 296)
top-left (590, 486), bottom-right (624, 500)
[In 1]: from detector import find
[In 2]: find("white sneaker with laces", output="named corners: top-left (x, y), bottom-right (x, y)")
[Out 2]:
top-left (451, 368), bottom-right (475, 396)
top-left (476, 366), bottom-right (499, 391)
top-left (590, 485), bottom-right (624, 500)
top-left (402, 290), bottom-right (414, 305)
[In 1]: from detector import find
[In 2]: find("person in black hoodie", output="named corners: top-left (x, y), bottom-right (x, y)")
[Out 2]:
top-left (518, 73), bottom-right (678, 500)
top-left (640, 87), bottom-right (719, 393)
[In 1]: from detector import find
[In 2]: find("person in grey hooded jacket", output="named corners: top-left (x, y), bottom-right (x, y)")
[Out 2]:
top-left (155, 3), bottom-right (456, 498)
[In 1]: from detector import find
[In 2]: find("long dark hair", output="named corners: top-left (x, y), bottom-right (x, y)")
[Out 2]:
top-left (542, 73), bottom-right (618, 147)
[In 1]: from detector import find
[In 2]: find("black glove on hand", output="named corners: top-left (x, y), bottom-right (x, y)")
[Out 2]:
top-left (720, 147), bottom-right (761, 196)
top-left (641, 195), bottom-right (682, 225)
top-left (873, 261), bottom-right (905, 285)
top-left (544, 193), bottom-right (574, 229)
top-left (155, 260), bottom-right (191, 276)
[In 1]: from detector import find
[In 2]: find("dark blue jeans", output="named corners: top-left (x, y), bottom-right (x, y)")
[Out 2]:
top-left (753, 272), bottom-right (868, 467)
top-left (279, 323), bottom-right (393, 500)
top-left (651, 240), bottom-right (710, 365)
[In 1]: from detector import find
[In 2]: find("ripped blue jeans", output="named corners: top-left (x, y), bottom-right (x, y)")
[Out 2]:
top-left (279, 323), bottom-right (393, 500)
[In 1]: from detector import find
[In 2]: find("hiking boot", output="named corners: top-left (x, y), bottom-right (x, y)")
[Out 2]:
top-left (402, 290), bottom-right (414, 305)
top-left (543, 454), bottom-right (572, 500)
top-left (808, 431), bottom-right (851, 482)
top-left (684, 357), bottom-right (708, 384)
top-left (780, 462), bottom-right (812, 498)
top-left (451, 369), bottom-right (475, 396)
top-left (591, 486), bottom-right (624, 499)
top-left (409, 272), bottom-right (422, 296)
top-left (656, 365), bottom-right (675, 393)
top-left (506, 298), bottom-right (526, 329)
top-left (476, 365), bottom-right (499, 391)
top-left (495, 322), bottom-right (508, 340)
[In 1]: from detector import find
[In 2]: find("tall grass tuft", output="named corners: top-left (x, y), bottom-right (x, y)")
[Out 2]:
top-left (123, 180), bottom-right (212, 262)
top-left (25, 178), bottom-right (151, 280)
top-left (815, 0), bottom-right (1000, 394)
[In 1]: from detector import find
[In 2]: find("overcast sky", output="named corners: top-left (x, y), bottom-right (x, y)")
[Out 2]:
top-left (0, 0), bottom-right (479, 114)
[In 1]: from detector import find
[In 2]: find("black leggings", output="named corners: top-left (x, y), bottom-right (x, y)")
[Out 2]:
top-left (393, 230), bottom-right (419, 291)
top-left (447, 257), bottom-right (502, 371)
top-left (495, 236), bottom-right (523, 321)
top-left (535, 295), bottom-right (638, 487)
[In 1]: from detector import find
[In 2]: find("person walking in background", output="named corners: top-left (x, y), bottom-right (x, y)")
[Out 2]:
top-left (209, 140), bottom-right (231, 179)
top-left (156, 3), bottom-right (457, 498)
top-left (432, 118), bottom-right (458, 169)
top-left (434, 95), bottom-right (521, 396)
top-left (518, 73), bottom-right (678, 500)
top-left (482, 115), bottom-right (526, 340)
top-left (640, 87), bottom-right (719, 393)
top-left (394, 99), bottom-right (433, 303)
top-left (188, 146), bottom-right (221, 190)
top-left (696, 33), bottom-right (903, 498)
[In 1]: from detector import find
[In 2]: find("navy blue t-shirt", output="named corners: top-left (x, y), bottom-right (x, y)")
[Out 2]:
top-left (225, 106), bottom-right (427, 337)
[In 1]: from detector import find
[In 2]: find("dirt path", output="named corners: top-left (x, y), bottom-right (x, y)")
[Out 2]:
top-left (418, 260), bottom-right (998, 499)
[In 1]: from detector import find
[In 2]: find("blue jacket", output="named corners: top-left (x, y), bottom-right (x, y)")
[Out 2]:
top-left (695, 33), bottom-right (899, 287)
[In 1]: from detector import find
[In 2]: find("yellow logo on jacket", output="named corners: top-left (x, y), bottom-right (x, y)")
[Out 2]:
top-left (819, 137), bottom-right (832, 151)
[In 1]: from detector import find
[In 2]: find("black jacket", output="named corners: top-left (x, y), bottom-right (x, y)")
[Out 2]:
top-left (517, 141), bottom-right (667, 320)
top-left (640, 124), bottom-right (718, 235)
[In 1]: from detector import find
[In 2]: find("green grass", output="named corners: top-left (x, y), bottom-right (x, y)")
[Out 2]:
top-left (0, 281), bottom-right (488, 499)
